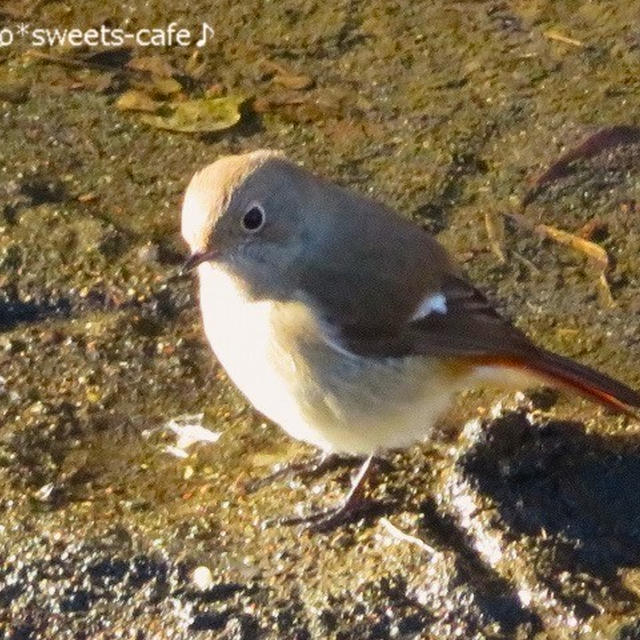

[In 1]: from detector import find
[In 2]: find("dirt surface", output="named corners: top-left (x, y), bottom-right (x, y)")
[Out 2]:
top-left (1, 1), bottom-right (640, 638)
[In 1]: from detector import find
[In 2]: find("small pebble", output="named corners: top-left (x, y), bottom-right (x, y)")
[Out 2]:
top-left (137, 243), bottom-right (160, 264)
top-left (192, 565), bottom-right (214, 590)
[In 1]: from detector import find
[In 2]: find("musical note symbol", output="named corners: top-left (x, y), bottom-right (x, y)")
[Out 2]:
top-left (196, 22), bottom-right (214, 48)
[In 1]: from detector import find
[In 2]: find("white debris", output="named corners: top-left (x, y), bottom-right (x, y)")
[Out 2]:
top-left (163, 413), bottom-right (220, 458)
top-left (164, 445), bottom-right (190, 459)
top-left (192, 565), bottom-right (214, 590)
top-left (34, 483), bottom-right (56, 502)
top-left (378, 517), bottom-right (437, 556)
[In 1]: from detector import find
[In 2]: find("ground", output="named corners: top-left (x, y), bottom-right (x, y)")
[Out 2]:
top-left (1, 1), bottom-right (640, 638)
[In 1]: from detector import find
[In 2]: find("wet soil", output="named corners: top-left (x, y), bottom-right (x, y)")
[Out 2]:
top-left (1, 1), bottom-right (640, 638)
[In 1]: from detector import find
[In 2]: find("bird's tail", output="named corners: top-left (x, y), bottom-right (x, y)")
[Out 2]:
top-left (512, 347), bottom-right (640, 415)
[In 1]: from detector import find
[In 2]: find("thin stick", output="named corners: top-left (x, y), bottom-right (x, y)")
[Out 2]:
top-left (543, 30), bottom-right (584, 48)
top-left (379, 517), bottom-right (437, 555)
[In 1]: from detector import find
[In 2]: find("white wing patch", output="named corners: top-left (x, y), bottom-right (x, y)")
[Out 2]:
top-left (411, 292), bottom-right (447, 321)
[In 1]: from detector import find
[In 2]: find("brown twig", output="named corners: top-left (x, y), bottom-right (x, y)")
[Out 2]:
top-left (505, 212), bottom-right (615, 306)
top-left (484, 211), bottom-right (507, 263)
top-left (543, 30), bottom-right (584, 48)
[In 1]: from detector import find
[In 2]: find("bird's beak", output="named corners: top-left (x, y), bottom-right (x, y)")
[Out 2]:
top-left (181, 249), bottom-right (219, 275)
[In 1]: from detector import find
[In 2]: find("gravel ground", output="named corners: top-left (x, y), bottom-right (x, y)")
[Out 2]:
top-left (1, 1), bottom-right (640, 638)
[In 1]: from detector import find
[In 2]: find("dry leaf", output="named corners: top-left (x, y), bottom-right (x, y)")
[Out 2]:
top-left (116, 89), bottom-right (162, 113)
top-left (140, 95), bottom-right (245, 133)
top-left (81, 71), bottom-right (115, 93)
top-left (148, 76), bottom-right (182, 97)
top-left (273, 73), bottom-right (314, 90)
top-left (253, 92), bottom-right (306, 113)
top-left (263, 60), bottom-right (314, 90)
top-left (127, 55), bottom-right (175, 78)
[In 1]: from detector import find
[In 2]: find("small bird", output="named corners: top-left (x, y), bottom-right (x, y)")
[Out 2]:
top-left (181, 149), bottom-right (640, 528)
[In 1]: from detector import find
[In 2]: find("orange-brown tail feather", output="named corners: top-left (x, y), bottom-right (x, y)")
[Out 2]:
top-left (509, 348), bottom-right (640, 415)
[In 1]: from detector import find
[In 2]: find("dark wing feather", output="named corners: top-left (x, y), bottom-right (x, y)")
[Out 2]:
top-left (404, 276), bottom-right (535, 357)
top-left (336, 275), bottom-right (640, 413)
top-left (338, 275), bottom-right (535, 359)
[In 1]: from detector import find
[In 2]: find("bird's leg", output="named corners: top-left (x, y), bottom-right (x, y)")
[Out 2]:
top-left (278, 454), bottom-right (385, 531)
top-left (246, 452), bottom-right (362, 492)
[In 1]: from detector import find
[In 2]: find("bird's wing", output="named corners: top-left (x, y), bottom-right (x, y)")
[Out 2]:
top-left (331, 274), bottom-right (640, 413)
top-left (285, 166), bottom-right (639, 412)
top-left (334, 273), bottom-right (535, 360)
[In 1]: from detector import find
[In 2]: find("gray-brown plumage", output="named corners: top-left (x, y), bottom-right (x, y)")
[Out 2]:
top-left (182, 150), bottom-right (639, 462)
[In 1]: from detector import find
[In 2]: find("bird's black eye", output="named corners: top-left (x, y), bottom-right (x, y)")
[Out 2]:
top-left (241, 204), bottom-right (265, 232)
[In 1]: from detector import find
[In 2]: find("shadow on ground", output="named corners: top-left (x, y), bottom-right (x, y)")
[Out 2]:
top-left (461, 410), bottom-right (640, 615)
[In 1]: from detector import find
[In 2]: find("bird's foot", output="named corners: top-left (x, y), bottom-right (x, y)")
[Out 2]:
top-left (277, 496), bottom-right (388, 532)
top-left (246, 452), bottom-right (363, 493)
top-left (269, 454), bottom-right (389, 532)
